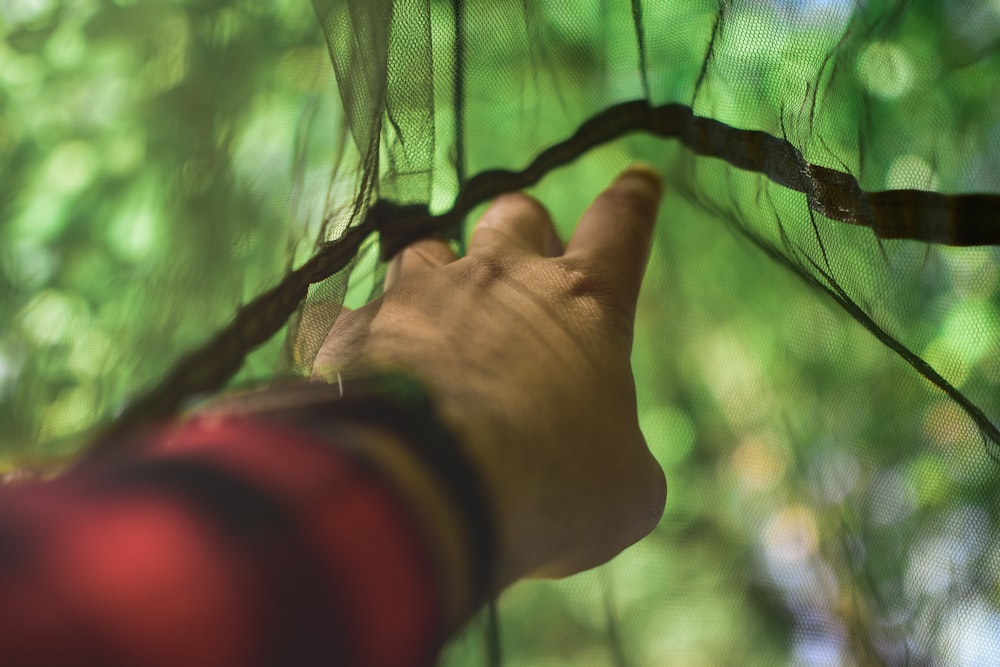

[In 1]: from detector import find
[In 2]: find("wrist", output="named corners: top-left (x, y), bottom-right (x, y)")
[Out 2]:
top-left (328, 420), bottom-right (475, 631)
top-left (197, 372), bottom-right (498, 628)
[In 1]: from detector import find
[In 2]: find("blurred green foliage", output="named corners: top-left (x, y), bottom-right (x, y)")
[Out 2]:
top-left (1, 0), bottom-right (346, 458)
top-left (3, 1), bottom-right (1000, 665)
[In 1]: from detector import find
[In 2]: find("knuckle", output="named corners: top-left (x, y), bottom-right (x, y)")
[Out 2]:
top-left (330, 305), bottom-right (365, 330)
top-left (553, 260), bottom-right (626, 318)
top-left (549, 262), bottom-right (636, 337)
top-left (466, 255), bottom-right (510, 288)
top-left (555, 260), bottom-right (611, 299)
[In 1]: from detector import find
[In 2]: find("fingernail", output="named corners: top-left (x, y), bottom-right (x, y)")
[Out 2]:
top-left (617, 162), bottom-right (663, 199)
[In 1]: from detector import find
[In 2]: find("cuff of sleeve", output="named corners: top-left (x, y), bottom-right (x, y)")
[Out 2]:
top-left (145, 415), bottom-right (446, 666)
top-left (196, 372), bottom-right (497, 609)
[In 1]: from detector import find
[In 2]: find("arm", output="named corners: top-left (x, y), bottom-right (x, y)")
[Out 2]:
top-left (0, 165), bottom-right (666, 666)
top-left (0, 413), bottom-right (448, 667)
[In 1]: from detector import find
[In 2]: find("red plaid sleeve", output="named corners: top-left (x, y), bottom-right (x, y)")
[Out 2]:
top-left (0, 416), bottom-right (444, 667)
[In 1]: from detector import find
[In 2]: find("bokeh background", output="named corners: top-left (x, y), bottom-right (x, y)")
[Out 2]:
top-left (3, 1), bottom-right (1000, 665)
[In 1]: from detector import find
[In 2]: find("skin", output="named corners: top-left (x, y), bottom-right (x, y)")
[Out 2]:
top-left (312, 164), bottom-right (667, 625)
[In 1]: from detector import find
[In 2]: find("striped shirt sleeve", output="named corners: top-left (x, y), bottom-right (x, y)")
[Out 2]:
top-left (0, 415), bottom-right (444, 667)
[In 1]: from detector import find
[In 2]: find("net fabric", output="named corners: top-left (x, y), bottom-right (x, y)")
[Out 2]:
top-left (3, 0), bottom-right (1000, 664)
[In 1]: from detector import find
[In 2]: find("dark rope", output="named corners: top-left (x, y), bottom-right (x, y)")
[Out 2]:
top-left (93, 99), bottom-right (1000, 454)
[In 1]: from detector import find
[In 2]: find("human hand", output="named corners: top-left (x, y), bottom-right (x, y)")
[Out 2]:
top-left (313, 165), bottom-right (667, 590)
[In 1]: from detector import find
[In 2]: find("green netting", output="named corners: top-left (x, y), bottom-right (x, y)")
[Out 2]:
top-left (3, 0), bottom-right (1000, 664)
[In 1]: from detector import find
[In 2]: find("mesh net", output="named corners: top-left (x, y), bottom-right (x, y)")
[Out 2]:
top-left (3, 0), bottom-right (1000, 664)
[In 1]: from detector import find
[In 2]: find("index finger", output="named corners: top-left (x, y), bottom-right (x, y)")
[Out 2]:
top-left (564, 164), bottom-right (663, 300)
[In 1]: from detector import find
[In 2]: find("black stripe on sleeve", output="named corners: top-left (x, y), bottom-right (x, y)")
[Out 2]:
top-left (97, 455), bottom-right (354, 667)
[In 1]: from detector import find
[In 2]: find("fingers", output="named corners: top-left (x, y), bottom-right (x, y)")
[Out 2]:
top-left (565, 164), bottom-right (663, 301)
top-left (468, 193), bottom-right (562, 257)
top-left (384, 237), bottom-right (457, 290)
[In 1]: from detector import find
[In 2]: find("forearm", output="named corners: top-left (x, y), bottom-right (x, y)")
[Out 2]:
top-left (0, 390), bottom-right (480, 667)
